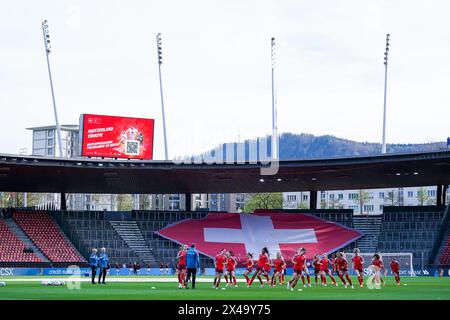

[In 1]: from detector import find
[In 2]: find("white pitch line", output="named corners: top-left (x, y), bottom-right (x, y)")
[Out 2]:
top-left (2, 277), bottom-right (248, 283)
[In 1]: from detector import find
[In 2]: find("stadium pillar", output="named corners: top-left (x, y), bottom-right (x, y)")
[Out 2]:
top-left (309, 191), bottom-right (317, 210)
top-left (437, 185), bottom-right (448, 206)
top-left (60, 192), bottom-right (66, 211)
top-left (444, 185), bottom-right (448, 205)
top-left (437, 185), bottom-right (442, 206)
top-left (185, 193), bottom-right (192, 211)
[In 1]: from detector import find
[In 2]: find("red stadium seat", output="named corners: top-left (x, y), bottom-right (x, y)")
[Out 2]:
top-left (439, 235), bottom-right (450, 266)
top-left (0, 219), bottom-right (42, 262)
top-left (12, 212), bottom-right (85, 263)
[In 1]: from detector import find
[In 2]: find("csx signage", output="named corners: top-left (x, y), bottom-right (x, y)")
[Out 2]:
top-left (0, 268), bottom-right (13, 276)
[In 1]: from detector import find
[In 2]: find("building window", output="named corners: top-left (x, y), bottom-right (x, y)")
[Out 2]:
top-left (407, 191), bottom-right (413, 198)
top-left (169, 201), bottom-right (180, 210)
top-left (47, 148), bottom-right (54, 156)
top-left (33, 130), bottom-right (46, 139)
top-left (303, 194), bottom-right (308, 201)
top-left (379, 205), bottom-right (384, 211)
top-left (379, 192), bottom-right (385, 199)
top-left (47, 129), bottom-right (54, 138)
top-left (338, 193), bottom-right (343, 200)
top-left (47, 138), bottom-right (54, 146)
top-left (33, 148), bottom-right (45, 156)
top-left (428, 190), bottom-right (436, 197)
top-left (363, 205), bottom-right (374, 212)
top-left (287, 195), bottom-right (297, 202)
top-left (349, 193), bottom-right (358, 200)
top-left (329, 194), bottom-right (335, 200)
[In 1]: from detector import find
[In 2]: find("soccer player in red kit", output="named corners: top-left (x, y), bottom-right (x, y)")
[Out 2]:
top-left (336, 252), bottom-right (354, 288)
top-left (213, 249), bottom-right (228, 289)
top-left (295, 247), bottom-right (310, 288)
top-left (225, 251), bottom-right (238, 287)
top-left (287, 248), bottom-right (306, 291)
top-left (271, 252), bottom-right (286, 286)
top-left (280, 260), bottom-right (287, 284)
top-left (352, 248), bottom-right (365, 288)
top-left (248, 247), bottom-right (270, 288)
top-left (319, 254), bottom-right (337, 286)
top-left (312, 254), bottom-right (321, 285)
top-left (370, 253), bottom-right (385, 286)
top-left (331, 253), bottom-right (337, 275)
top-left (176, 245), bottom-right (188, 288)
top-left (390, 257), bottom-right (401, 285)
top-left (243, 253), bottom-right (255, 284)
top-left (263, 256), bottom-right (272, 283)
top-left (303, 257), bottom-right (312, 287)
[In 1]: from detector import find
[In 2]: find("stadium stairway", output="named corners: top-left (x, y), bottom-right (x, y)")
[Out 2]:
top-left (352, 215), bottom-right (382, 253)
top-left (109, 221), bottom-right (156, 265)
top-left (3, 217), bottom-right (49, 263)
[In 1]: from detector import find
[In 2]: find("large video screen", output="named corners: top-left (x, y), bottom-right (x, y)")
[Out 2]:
top-left (80, 114), bottom-right (154, 159)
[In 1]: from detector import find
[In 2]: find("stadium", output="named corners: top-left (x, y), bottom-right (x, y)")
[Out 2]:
top-left (1, 2), bottom-right (450, 312)
top-left (0, 150), bottom-right (449, 300)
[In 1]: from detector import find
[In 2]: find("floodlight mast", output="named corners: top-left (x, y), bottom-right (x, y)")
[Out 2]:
top-left (156, 33), bottom-right (170, 211)
top-left (156, 33), bottom-right (169, 161)
top-left (381, 33), bottom-right (390, 154)
top-left (271, 37), bottom-right (278, 160)
top-left (41, 20), bottom-right (63, 157)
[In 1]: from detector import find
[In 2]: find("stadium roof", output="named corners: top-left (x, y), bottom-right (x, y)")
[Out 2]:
top-left (0, 150), bottom-right (449, 194)
top-left (26, 124), bottom-right (79, 131)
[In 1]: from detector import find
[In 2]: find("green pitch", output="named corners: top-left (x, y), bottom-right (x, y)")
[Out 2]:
top-left (0, 276), bottom-right (449, 300)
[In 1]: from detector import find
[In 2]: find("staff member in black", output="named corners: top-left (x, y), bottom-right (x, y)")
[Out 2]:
top-left (89, 248), bottom-right (99, 285)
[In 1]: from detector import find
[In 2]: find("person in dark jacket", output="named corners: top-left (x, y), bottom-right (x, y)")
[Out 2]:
top-left (89, 248), bottom-right (99, 285)
top-left (98, 247), bottom-right (109, 284)
top-left (133, 261), bottom-right (140, 275)
top-left (185, 243), bottom-right (200, 289)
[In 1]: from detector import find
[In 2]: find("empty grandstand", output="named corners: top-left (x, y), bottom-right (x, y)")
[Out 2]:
top-left (51, 211), bottom-right (145, 267)
top-left (1, 205), bottom-right (448, 271)
top-left (377, 206), bottom-right (447, 268)
top-left (0, 219), bottom-right (42, 264)
top-left (12, 211), bottom-right (85, 264)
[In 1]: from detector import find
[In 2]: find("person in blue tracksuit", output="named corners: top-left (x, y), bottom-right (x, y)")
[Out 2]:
top-left (98, 247), bottom-right (109, 284)
top-left (89, 248), bottom-right (99, 285)
top-left (186, 243), bottom-right (200, 289)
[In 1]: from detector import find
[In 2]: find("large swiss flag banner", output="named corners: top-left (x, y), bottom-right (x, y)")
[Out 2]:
top-left (156, 211), bottom-right (362, 264)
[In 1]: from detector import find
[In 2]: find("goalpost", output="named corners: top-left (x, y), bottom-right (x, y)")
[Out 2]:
top-left (344, 252), bottom-right (415, 277)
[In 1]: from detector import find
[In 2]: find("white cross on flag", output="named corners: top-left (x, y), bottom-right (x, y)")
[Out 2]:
top-left (156, 211), bottom-right (362, 261)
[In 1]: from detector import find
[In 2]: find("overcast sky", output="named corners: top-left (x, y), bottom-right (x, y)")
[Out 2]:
top-left (1, 0), bottom-right (449, 160)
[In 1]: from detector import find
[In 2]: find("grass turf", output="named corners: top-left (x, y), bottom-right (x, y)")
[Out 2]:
top-left (0, 276), bottom-right (449, 300)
